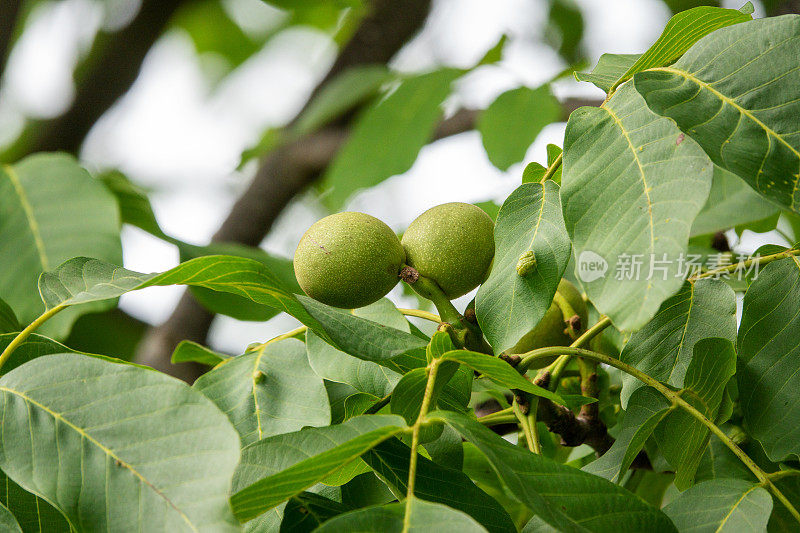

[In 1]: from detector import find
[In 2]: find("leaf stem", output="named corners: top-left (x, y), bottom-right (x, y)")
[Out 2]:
top-left (404, 357), bottom-right (442, 529)
top-left (540, 152), bottom-right (563, 183)
top-left (689, 248), bottom-right (800, 281)
top-left (512, 396), bottom-right (536, 452)
top-left (476, 406), bottom-right (514, 425)
top-left (398, 308), bottom-right (441, 323)
top-left (519, 346), bottom-right (800, 523)
top-left (0, 305), bottom-right (64, 372)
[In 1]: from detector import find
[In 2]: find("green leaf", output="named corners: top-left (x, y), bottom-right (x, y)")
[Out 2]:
top-left (438, 349), bottom-right (564, 403)
top-left (0, 332), bottom-right (146, 375)
top-left (298, 295), bottom-right (427, 372)
top-left (654, 337), bottom-right (737, 488)
top-left (0, 503), bottom-right (22, 533)
top-left (738, 255), bottom-right (800, 461)
top-left (619, 279), bottom-right (736, 405)
top-left (522, 162), bottom-right (546, 184)
top-left (174, 0), bottom-right (260, 71)
top-left (610, 6), bottom-right (751, 92)
top-left (293, 65), bottom-right (391, 138)
top-left (98, 169), bottom-right (167, 239)
top-left (0, 154), bottom-right (122, 337)
top-left (695, 437), bottom-right (756, 484)
top-left (476, 181), bottom-right (571, 353)
top-left (691, 166), bottom-right (780, 236)
top-left (171, 340), bottom-right (228, 366)
top-left (561, 83), bottom-right (714, 331)
top-left (663, 479), bottom-right (772, 532)
top-left (0, 353), bottom-right (241, 531)
top-left (193, 338), bottom-right (330, 445)
top-left (362, 438), bottom-right (516, 533)
top-left (280, 492), bottom-right (351, 533)
top-left (431, 410), bottom-right (677, 532)
top-left (0, 470), bottom-right (70, 532)
top-left (322, 68), bottom-right (461, 208)
top-left (306, 299), bottom-right (406, 399)
top-left (0, 296), bottom-right (19, 333)
top-left (314, 497), bottom-right (488, 532)
top-left (390, 364), bottom-right (456, 427)
top-left (546, 0), bottom-right (584, 63)
top-left (479, 85), bottom-right (561, 170)
top-left (181, 241), bottom-right (300, 322)
top-left (37, 255), bottom-right (331, 344)
top-left (633, 16), bottom-right (800, 213)
top-left (547, 144), bottom-right (564, 183)
top-left (582, 387), bottom-right (672, 483)
top-left (230, 415), bottom-right (407, 522)
top-left (574, 53), bottom-right (640, 93)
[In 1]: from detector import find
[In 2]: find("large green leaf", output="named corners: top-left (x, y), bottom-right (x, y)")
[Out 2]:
top-left (314, 497), bottom-right (488, 532)
top-left (582, 387), bottom-right (672, 483)
top-left (476, 181), bottom-right (571, 353)
top-left (691, 166), bottom-right (780, 236)
top-left (36, 255), bottom-right (330, 344)
top-left (322, 68), bottom-right (461, 208)
top-left (663, 479), bottom-right (772, 532)
top-left (431, 410), bottom-right (676, 532)
top-left (575, 53), bottom-right (640, 93)
top-left (0, 470), bottom-right (70, 532)
top-left (306, 299), bottom-right (405, 399)
top-left (619, 279), bottom-right (736, 405)
top-left (362, 438), bottom-right (516, 533)
top-left (562, 83), bottom-right (713, 331)
top-left (479, 86), bottom-right (561, 170)
top-left (230, 415), bottom-right (407, 522)
top-left (608, 5), bottom-right (751, 92)
top-left (0, 354), bottom-right (241, 531)
top-left (633, 16), bottom-right (800, 213)
top-left (193, 338), bottom-right (330, 446)
top-left (0, 154), bottom-right (122, 337)
top-left (738, 255), bottom-right (800, 461)
top-left (654, 337), bottom-right (737, 488)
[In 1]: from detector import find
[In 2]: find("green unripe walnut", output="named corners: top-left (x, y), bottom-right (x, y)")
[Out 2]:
top-left (506, 279), bottom-right (588, 367)
top-left (401, 202), bottom-right (495, 299)
top-left (294, 212), bottom-right (405, 309)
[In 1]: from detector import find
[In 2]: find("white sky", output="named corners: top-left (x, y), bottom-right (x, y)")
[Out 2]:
top-left (1, 0), bottom-right (773, 353)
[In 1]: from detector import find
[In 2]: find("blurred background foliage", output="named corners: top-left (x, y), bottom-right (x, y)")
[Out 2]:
top-left (0, 0), bottom-right (798, 380)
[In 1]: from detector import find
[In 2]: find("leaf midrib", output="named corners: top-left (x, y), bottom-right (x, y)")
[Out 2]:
top-left (0, 385), bottom-right (198, 532)
top-left (2, 165), bottom-right (49, 271)
top-left (715, 484), bottom-right (759, 532)
top-left (650, 66), bottom-right (800, 199)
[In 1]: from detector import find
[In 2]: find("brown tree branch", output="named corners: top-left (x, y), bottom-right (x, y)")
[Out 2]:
top-left (2, 0), bottom-right (185, 161)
